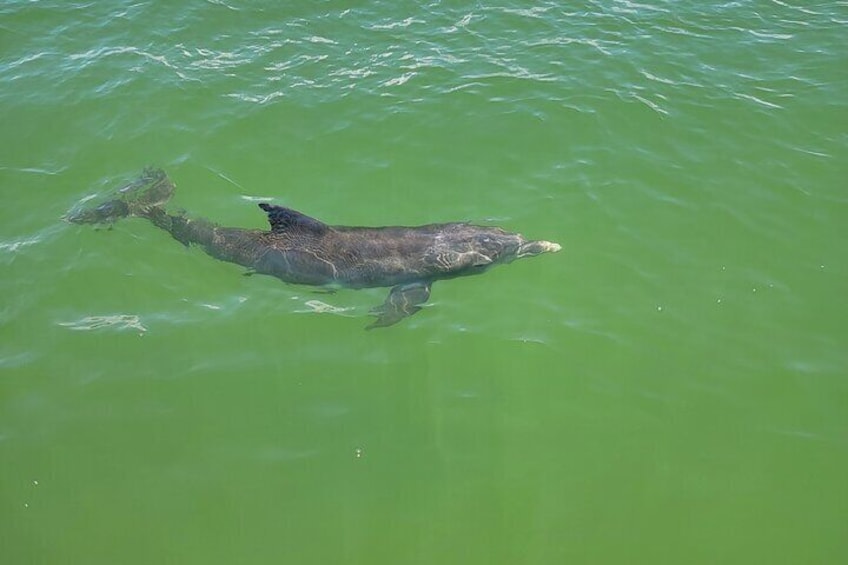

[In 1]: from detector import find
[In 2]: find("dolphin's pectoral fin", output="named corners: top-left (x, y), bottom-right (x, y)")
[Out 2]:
top-left (367, 282), bottom-right (432, 329)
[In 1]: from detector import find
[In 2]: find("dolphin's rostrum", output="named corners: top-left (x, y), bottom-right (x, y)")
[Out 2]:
top-left (68, 168), bottom-right (561, 328)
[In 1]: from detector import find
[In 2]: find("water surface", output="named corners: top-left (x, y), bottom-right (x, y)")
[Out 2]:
top-left (2, 1), bottom-right (846, 563)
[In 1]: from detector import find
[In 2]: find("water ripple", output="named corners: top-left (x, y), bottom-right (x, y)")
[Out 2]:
top-left (58, 314), bottom-right (147, 333)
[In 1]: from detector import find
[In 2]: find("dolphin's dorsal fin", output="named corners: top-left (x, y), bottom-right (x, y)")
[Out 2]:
top-left (258, 203), bottom-right (328, 235)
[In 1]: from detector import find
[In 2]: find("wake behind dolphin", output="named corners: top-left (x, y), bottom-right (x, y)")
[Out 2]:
top-left (68, 168), bottom-right (561, 328)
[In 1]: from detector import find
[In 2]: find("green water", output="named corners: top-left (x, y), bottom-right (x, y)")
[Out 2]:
top-left (2, 1), bottom-right (846, 563)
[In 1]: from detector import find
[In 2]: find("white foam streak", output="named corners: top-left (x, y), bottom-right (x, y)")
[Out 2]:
top-left (58, 315), bottom-right (147, 333)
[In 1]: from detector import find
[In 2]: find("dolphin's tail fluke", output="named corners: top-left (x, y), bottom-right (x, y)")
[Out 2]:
top-left (66, 168), bottom-right (175, 225)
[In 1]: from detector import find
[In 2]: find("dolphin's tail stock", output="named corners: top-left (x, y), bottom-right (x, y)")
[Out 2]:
top-left (66, 167), bottom-right (175, 225)
top-left (68, 167), bottom-right (254, 267)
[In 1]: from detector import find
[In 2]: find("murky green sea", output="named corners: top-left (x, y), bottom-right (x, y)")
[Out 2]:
top-left (2, 1), bottom-right (847, 563)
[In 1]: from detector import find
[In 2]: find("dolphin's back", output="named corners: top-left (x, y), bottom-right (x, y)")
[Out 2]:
top-left (253, 219), bottom-right (520, 288)
top-left (252, 224), bottom-right (446, 287)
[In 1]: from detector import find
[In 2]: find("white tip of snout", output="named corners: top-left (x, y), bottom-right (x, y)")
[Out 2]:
top-left (542, 241), bottom-right (562, 253)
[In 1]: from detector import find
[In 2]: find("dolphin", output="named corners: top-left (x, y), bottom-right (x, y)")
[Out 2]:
top-left (67, 168), bottom-right (561, 328)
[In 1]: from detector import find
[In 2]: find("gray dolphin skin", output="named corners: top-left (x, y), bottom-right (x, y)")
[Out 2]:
top-left (68, 168), bottom-right (561, 328)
